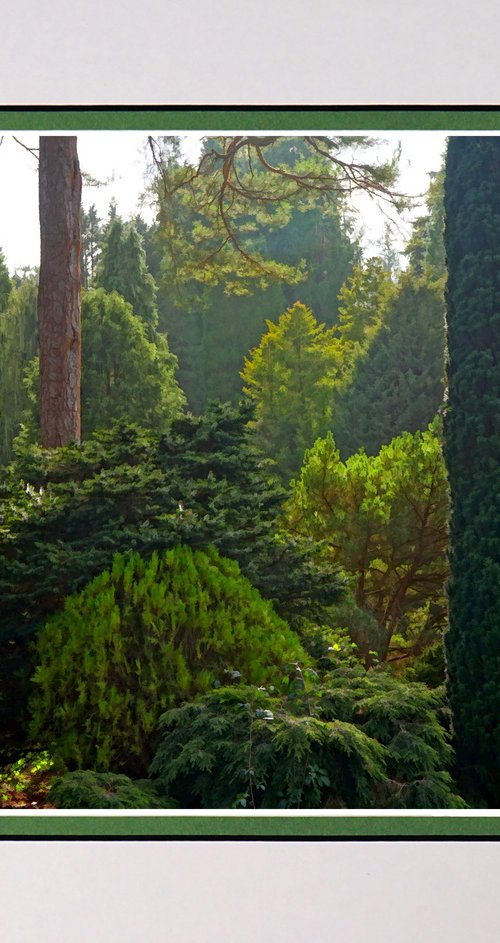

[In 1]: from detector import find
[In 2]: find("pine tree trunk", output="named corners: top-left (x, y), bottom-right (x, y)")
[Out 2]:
top-left (38, 136), bottom-right (82, 447)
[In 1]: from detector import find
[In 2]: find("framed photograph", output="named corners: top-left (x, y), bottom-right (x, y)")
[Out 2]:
top-left (0, 106), bottom-right (499, 842)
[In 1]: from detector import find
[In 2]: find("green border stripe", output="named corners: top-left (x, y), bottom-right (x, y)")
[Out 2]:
top-left (1, 109), bottom-right (500, 131)
top-left (1, 816), bottom-right (499, 837)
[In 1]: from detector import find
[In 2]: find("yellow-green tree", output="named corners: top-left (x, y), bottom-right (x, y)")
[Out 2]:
top-left (242, 301), bottom-right (343, 479)
top-left (336, 257), bottom-right (394, 353)
top-left (286, 422), bottom-right (449, 661)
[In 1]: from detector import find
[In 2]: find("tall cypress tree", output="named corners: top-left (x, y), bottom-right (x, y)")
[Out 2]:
top-left (444, 137), bottom-right (500, 805)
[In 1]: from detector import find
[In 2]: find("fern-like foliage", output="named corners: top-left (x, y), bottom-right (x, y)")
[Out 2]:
top-left (49, 770), bottom-right (168, 809)
top-left (150, 646), bottom-right (466, 809)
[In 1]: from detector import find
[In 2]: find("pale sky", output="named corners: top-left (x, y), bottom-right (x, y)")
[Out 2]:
top-left (0, 131), bottom-right (448, 274)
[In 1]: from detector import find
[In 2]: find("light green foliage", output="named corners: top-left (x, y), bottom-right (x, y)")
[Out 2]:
top-left (23, 289), bottom-right (185, 440)
top-left (149, 135), bottom-right (401, 298)
top-left (336, 257), bottom-right (394, 354)
top-left (242, 302), bottom-right (343, 478)
top-left (0, 751), bottom-right (56, 808)
top-left (287, 423), bottom-right (449, 660)
top-left (95, 215), bottom-right (159, 334)
top-left (48, 770), bottom-right (167, 809)
top-left (30, 545), bottom-right (307, 773)
top-left (0, 272), bottom-right (38, 464)
top-left (150, 644), bottom-right (465, 809)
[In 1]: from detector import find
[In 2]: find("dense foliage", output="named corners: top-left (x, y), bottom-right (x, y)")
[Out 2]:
top-left (150, 642), bottom-right (465, 809)
top-left (0, 403), bottom-right (341, 643)
top-left (242, 302), bottom-right (342, 478)
top-left (332, 275), bottom-right (446, 457)
top-left (31, 545), bottom-right (307, 772)
top-left (444, 137), bottom-right (500, 805)
top-left (48, 771), bottom-right (165, 809)
top-left (0, 272), bottom-right (38, 464)
top-left (147, 134), bottom-right (399, 296)
top-left (22, 288), bottom-right (185, 440)
top-left (287, 423), bottom-right (449, 661)
top-left (0, 134), bottom-right (485, 809)
top-left (95, 216), bottom-right (159, 335)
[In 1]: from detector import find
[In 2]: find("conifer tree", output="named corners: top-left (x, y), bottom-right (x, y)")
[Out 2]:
top-left (332, 274), bottom-right (446, 458)
top-left (404, 167), bottom-right (446, 281)
top-left (95, 216), bottom-right (158, 334)
top-left (443, 137), bottom-right (500, 805)
top-left (22, 289), bottom-right (185, 440)
top-left (242, 302), bottom-right (343, 479)
top-left (287, 423), bottom-right (449, 661)
top-left (30, 545), bottom-right (307, 773)
top-left (80, 204), bottom-right (103, 288)
top-left (0, 273), bottom-right (38, 464)
top-left (336, 257), bottom-right (394, 356)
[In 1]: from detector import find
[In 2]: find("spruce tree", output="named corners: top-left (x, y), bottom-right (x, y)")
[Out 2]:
top-left (443, 137), bottom-right (500, 805)
top-left (333, 274), bottom-right (446, 458)
top-left (95, 216), bottom-right (158, 335)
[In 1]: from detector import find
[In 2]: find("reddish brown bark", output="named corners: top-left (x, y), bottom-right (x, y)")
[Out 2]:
top-left (38, 136), bottom-right (82, 447)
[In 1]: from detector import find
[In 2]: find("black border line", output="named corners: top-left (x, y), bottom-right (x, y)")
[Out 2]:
top-left (1, 834), bottom-right (499, 842)
top-left (0, 104), bottom-right (500, 112)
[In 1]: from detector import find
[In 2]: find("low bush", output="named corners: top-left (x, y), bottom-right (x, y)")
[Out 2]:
top-left (150, 643), bottom-right (466, 809)
top-left (49, 770), bottom-right (169, 809)
top-left (30, 545), bottom-right (306, 775)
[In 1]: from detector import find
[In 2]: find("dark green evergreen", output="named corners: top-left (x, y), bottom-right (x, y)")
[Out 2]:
top-left (49, 770), bottom-right (166, 809)
top-left (150, 642), bottom-right (465, 809)
top-left (0, 405), bottom-right (342, 761)
top-left (332, 275), bottom-right (446, 458)
top-left (443, 137), bottom-right (500, 805)
top-left (95, 216), bottom-right (159, 334)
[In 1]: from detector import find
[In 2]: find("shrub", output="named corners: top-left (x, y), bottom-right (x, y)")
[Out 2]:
top-left (150, 644), bottom-right (466, 809)
top-left (30, 545), bottom-right (307, 775)
top-left (1, 405), bottom-right (342, 643)
top-left (150, 685), bottom-right (386, 809)
top-left (1, 408), bottom-right (341, 760)
top-left (48, 770), bottom-right (168, 809)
